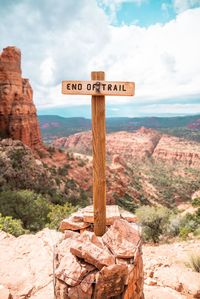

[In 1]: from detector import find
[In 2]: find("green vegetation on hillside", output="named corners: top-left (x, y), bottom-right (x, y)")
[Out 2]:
top-left (0, 190), bottom-right (78, 236)
top-left (39, 114), bottom-right (200, 143)
top-left (136, 197), bottom-right (200, 243)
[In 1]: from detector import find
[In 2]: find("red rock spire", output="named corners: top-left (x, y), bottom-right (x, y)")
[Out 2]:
top-left (0, 46), bottom-right (43, 150)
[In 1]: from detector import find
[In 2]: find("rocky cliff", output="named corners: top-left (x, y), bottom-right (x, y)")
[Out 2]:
top-left (53, 128), bottom-right (200, 168)
top-left (0, 47), bottom-right (43, 151)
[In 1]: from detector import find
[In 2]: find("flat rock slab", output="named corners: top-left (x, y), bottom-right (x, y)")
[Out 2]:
top-left (70, 241), bottom-right (115, 270)
top-left (83, 205), bottom-right (121, 225)
top-left (102, 219), bottom-right (141, 258)
top-left (60, 217), bottom-right (90, 231)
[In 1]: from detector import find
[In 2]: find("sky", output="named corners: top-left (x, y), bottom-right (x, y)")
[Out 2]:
top-left (0, 0), bottom-right (200, 118)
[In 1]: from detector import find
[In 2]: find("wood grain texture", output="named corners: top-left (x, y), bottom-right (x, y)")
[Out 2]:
top-left (62, 80), bottom-right (135, 96)
top-left (91, 71), bottom-right (106, 236)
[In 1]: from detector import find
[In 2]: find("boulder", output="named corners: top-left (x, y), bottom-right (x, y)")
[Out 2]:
top-left (0, 229), bottom-right (62, 299)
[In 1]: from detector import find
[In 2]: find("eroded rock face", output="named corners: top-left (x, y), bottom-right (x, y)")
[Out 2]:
top-left (153, 134), bottom-right (200, 168)
top-left (0, 47), bottom-right (43, 150)
top-left (53, 128), bottom-right (200, 169)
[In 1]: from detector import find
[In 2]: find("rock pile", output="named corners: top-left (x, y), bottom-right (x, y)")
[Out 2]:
top-left (55, 206), bottom-right (144, 299)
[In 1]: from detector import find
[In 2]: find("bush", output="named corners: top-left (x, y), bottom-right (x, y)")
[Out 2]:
top-left (136, 206), bottom-right (172, 243)
top-left (178, 207), bottom-right (200, 239)
top-left (0, 190), bottom-right (50, 232)
top-left (179, 227), bottom-right (191, 240)
top-left (0, 213), bottom-right (27, 236)
top-left (188, 254), bottom-right (200, 273)
top-left (47, 202), bottom-right (78, 229)
top-left (166, 214), bottom-right (182, 237)
top-left (58, 164), bottom-right (70, 176)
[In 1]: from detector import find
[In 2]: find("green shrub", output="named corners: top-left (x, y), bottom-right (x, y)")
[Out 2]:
top-left (47, 203), bottom-right (77, 229)
top-left (58, 164), bottom-right (70, 176)
top-left (178, 209), bottom-right (200, 239)
top-left (0, 213), bottom-right (27, 236)
top-left (0, 190), bottom-right (50, 232)
top-left (136, 206), bottom-right (172, 243)
top-left (179, 226), bottom-right (191, 240)
top-left (116, 193), bottom-right (138, 213)
top-left (10, 148), bottom-right (25, 169)
top-left (166, 214), bottom-right (182, 237)
top-left (192, 197), bottom-right (200, 207)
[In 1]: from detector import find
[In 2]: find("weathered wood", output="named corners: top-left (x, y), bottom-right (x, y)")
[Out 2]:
top-left (92, 71), bottom-right (106, 236)
top-left (62, 80), bottom-right (135, 96)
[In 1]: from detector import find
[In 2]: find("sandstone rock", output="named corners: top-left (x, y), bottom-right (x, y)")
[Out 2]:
top-left (55, 252), bottom-right (95, 287)
top-left (145, 277), bottom-right (157, 286)
top-left (155, 265), bottom-right (200, 297)
top-left (0, 229), bottom-right (62, 299)
top-left (53, 129), bottom-right (161, 161)
top-left (68, 272), bottom-right (96, 299)
top-left (144, 285), bottom-right (187, 299)
top-left (55, 280), bottom-right (68, 299)
top-left (70, 211), bottom-right (84, 222)
top-left (153, 134), bottom-right (200, 168)
top-left (0, 285), bottom-right (12, 299)
top-left (102, 219), bottom-right (141, 258)
top-left (0, 47), bottom-right (44, 152)
top-left (94, 264), bottom-right (128, 298)
top-left (82, 204), bottom-right (121, 225)
top-left (70, 240), bottom-right (115, 270)
top-left (78, 230), bottom-right (105, 249)
top-left (60, 217), bottom-right (90, 231)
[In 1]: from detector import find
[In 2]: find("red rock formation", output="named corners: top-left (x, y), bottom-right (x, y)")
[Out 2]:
top-left (153, 135), bottom-right (200, 168)
top-left (53, 128), bottom-right (161, 160)
top-left (53, 128), bottom-right (200, 168)
top-left (0, 46), bottom-right (43, 151)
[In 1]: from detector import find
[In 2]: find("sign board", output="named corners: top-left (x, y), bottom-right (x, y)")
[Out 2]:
top-left (62, 80), bottom-right (135, 96)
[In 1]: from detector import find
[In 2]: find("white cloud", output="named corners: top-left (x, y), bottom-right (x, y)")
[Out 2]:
top-left (88, 8), bottom-right (200, 106)
top-left (0, 1), bottom-right (200, 116)
top-left (173, 0), bottom-right (200, 13)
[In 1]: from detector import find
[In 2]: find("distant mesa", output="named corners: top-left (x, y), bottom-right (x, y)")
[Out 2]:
top-left (0, 46), bottom-right (44, 152)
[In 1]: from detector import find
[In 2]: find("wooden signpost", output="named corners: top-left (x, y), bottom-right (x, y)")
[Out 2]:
top-left (62, 72), bottom-right (135, 236)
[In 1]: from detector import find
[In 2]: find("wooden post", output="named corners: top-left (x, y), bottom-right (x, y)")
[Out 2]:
top-left (62, 74), bottom-right (135, 236)
top-left (91, 71), bottom-right (106, 236)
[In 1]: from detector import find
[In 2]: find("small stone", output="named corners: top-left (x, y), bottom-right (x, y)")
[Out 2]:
top-left (145, 277), bottom-right (157, 286)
